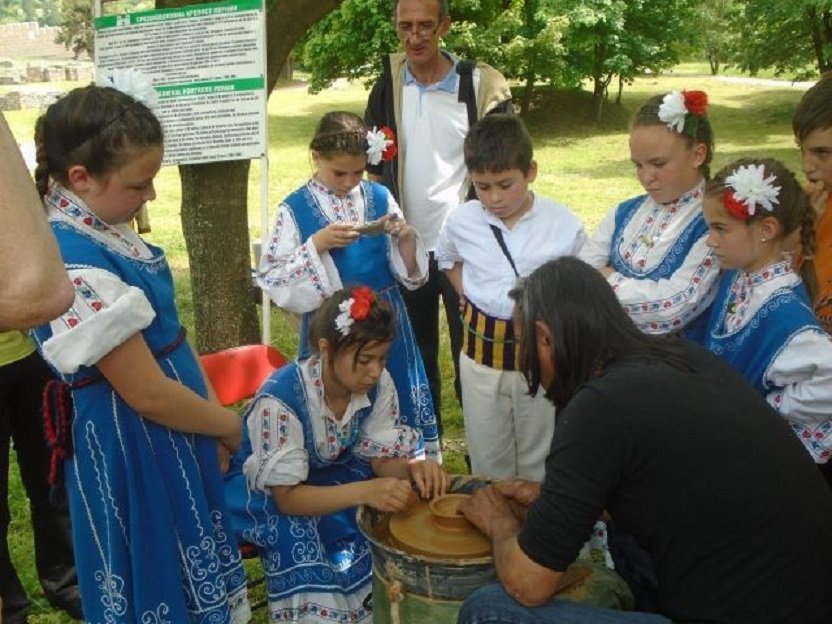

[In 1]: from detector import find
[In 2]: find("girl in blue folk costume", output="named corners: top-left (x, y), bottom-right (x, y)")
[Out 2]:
top-left (702, 158), bottom-right (832, 478)
top-left (225, 287), bottom-right (449, 622)
top-left (257, 111), bottom-right (441, 460)
top-left (30, 70), bottom-right (250, 623)
top-left (579, 90), bottom-right (721, 339)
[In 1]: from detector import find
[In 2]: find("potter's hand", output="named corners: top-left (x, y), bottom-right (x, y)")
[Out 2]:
top-left (461, 485), bottom-right (519, 538)
top-left (805, 179), bottom-right (829, 218)
top-left (598, 265), bottom-right (615, 278)
top-left (311, 223), bottom-right (359, 253)
top-left (408, 458), bottom-right (450, 500)
top-left (365, 477), bottom-right (414, 513)
top-left (497, 479), bottom-right (541, 507)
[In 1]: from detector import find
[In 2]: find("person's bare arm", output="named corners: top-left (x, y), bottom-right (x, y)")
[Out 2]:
top-left (444, 262), bottom-right (464, 300)
top-left (462, 485), bottom-right (564, 606)
top-left (96, 333), bottom-right (241, 451)
top-left (271, 477), bottom-right (413, 516)
top-left (0, 113), bottom-right (73, 329)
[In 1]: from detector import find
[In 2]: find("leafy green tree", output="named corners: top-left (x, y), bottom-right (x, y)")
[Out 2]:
top-left (0, 0), bottom-right (60, 25)
top-left (733, 0), bottom-right (832, 77)
top-left (555, 0), bottom-right (695, 119)
top-left (56, 0), bottom-right (93, 59)
top-left (300, 0), bottom-right (397, 93)
top-left (683, 0), bottom-right (741, 75)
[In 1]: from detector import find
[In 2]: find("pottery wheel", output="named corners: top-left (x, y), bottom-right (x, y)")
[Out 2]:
top-left (388, 496), bottom-right (491, 558)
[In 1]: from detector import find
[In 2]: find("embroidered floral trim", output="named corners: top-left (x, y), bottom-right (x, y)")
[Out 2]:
top-left (722, 163), bottom-right (781, 220)
top-left (657, 90), bottom-right (708, 138)
top-left (366, 126), bottom-right (397, 166)
top-left (48, 187), bottom-right (146, 258)
top-left (335, 287), bottom-right (375, 336)
top-left (96, 68), bottom-right (159, 110)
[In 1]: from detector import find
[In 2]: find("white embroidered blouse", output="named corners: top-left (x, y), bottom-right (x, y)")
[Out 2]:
top-left (579, 183), bottom-right (720, 333)
top-left (257, 179), bottom-right (428, 312)
top-left (242, 357), bottom-right (423, 493)
top-left (40, 187), bottom-right (156, 374)
top-left (719, 261), bottom-right (832, 463)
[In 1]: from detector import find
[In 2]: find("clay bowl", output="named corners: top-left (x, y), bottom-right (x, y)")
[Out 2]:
top-left (428, 493), bottom-right (472, 532)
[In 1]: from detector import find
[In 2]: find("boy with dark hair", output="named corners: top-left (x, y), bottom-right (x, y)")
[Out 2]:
top-left (793, 71), bottom-right (832, 331)
top-left (435, 114), bottom-right (585, 481)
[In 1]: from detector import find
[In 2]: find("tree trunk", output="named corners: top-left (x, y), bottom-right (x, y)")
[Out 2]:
top-left (179, 161), bottom-right (259, 351)
top-left (157, 0), bottom-right (343, 353)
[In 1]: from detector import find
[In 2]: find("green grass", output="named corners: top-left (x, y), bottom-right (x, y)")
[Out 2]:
top-left (3, 69), bottom-right (808, 622)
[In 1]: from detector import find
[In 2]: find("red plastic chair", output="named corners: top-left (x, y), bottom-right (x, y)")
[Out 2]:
top-left (201, 344), bottom-right (288, 407)
top-left (200, 343), bottom-right (288, 611)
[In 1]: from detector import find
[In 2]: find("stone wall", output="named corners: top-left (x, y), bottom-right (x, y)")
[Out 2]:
top-left (0, 21), bottom-right (79, 61)
top-left (0, 22), bottom-right (94, 110)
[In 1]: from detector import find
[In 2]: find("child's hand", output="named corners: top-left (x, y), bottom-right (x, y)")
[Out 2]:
top-left (408, 459), bottom-right (450, 500)
top-left (216, 441), bottom-right (231, 474)
top-left (364, 477), bottom-right (414, 513)
top-left (805, 180), bottom-right (829, 218)
top-left (218, 417), bottom-right (242, 454)
top-left (311, 223), bottom-right (360, 253)
top-left (385, 215), bottom-right (412, 239)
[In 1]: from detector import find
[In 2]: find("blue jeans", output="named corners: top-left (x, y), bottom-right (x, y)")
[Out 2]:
top-left (458, 584), bottom-right (672, 624)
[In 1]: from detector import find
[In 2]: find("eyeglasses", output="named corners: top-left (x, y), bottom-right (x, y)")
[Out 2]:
top-left (395, 21), bottom-right (440, 39)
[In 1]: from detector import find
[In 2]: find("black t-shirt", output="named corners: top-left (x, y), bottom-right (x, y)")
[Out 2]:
top-left (519, 342), bottom-right (832, 624)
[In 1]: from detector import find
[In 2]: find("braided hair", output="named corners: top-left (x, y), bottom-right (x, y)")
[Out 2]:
top-left (33, 84), bottom-right (162, 199)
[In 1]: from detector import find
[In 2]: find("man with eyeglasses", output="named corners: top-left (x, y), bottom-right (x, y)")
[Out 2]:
top-left (365, 0), bottom-right (513, 443)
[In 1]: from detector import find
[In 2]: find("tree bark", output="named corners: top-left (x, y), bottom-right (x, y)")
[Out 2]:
top-left (156, 0), bottom-right (343, 353)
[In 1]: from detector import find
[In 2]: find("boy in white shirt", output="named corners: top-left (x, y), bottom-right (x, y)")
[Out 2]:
top-left (436, 114), bottom-right (585, 480)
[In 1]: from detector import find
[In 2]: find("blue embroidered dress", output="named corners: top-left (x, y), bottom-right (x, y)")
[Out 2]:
top-left (703, 261), bottom-right (832, 463)
top-left (224, 359), bottom-right (421, 622)
top-left (579, 183), bottom-right (719, 338)
top-left (32, 187), bottom-right (250, 624)
top-left (257, 179), bottom-right (440, 459)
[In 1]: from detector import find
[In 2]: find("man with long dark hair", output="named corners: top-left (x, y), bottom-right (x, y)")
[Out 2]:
top-left (458, 257), bottom-right (832, 623)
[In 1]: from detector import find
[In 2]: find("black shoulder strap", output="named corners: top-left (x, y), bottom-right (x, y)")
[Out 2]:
top-left (489, 224), bottom-right (519, 277)
top-left (456, 59), bottom-right (477, 128)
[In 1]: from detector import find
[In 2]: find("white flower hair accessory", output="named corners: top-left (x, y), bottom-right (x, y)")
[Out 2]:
top-left (334, 287), bottom-right (375, 337)
top-left (96, 68), bottom-right (159, 111)
top-left (723, 163), bottom-right (781, 219)
top-left (335, 299), bottom-right (355, 336)
top-left (657, 90), bottom-right (708, 138)
top-left (366, 126), bottom-right (397, 166)
top-left (658, 91), bottom-right (688, 134)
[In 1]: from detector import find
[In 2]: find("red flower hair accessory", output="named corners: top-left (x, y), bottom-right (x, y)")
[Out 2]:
top-left (335, 287), bottom-right (376, 336)
top-left (366, 126), bottom-right (397, 165)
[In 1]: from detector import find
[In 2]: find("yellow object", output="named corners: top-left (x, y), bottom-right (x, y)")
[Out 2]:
top-left (0, 330), bottom-right (36, 367)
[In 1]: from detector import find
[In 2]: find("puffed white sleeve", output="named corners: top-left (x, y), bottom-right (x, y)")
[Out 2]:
top-left (256, 201), bottom-right (342, 313)
top-left (354, 371), bottom-right (424, 460)
top-left (608, 236), bottom-right (720, 334)
top-left (41, 267), bottom-right (155, 374)
top-left (241, 394), bottom-right (309, 492)
top-left (766, 329), bottom-right (832, 463)
top-left (578, 207), bottom-right (616, 268)
top-left (386, 190), bottom-right (429, 289)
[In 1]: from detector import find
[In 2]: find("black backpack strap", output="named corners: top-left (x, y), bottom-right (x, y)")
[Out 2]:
top-left (489, 225), bottom-right (519, 277)
top-left (456, 59), bottom-right (478, 128)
